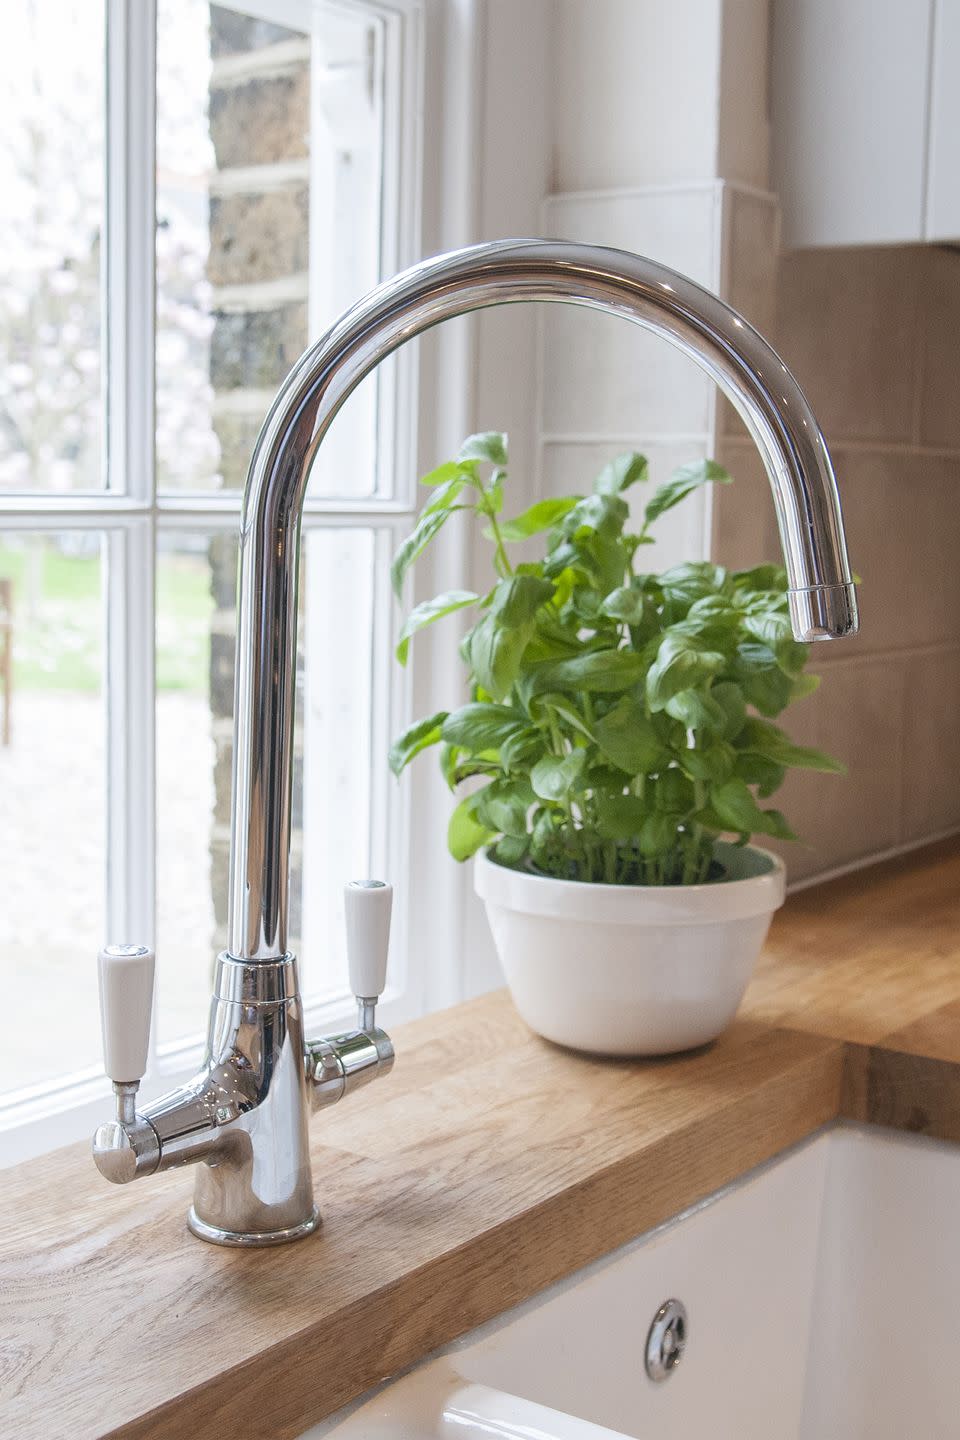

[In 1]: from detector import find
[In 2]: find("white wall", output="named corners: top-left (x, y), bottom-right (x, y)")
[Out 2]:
top-left (551, 0), bottom-right (723, 190)
top-left (412, 0), bottom-right (555, 1003)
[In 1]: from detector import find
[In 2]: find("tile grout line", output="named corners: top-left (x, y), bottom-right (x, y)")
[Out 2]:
top-left (910, 251), bottom-right (927, 449)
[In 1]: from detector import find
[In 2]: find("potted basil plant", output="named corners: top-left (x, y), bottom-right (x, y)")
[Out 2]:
top-left (390, 433), bottom-right (843, 1056)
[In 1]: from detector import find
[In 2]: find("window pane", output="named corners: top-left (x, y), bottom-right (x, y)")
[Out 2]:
top-left (155, 529), bottom-right (307, 1043)
top-left (0, 3), bottom-right (104, 493)
top-left (155, 526), bottom-right (376, 1045)
top-left (155, 533), bottom-right (220, 1042)
top-left (301, 528), bottom-right (375, 1001)
top-left (156, 0), bottom-right (385, 498)
top-left (0, 534), bottom-right (105, 1095)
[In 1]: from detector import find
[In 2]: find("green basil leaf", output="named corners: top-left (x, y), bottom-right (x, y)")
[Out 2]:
top-left (594, 792), bottom-right (648, 840)
top-left (640, 811), bottom-right (679, 856)
top-left (707, 777), bottom-right (767, 834)
top-left (489, 574), bottom-right (557, 622)
top-left (742, 614), bottom-right (809, 677)
top-left (419, 459), bottom-right (473, 489)
top-left (681, 742), bottom-right (736, 783)
top-left (655, 767), bottom-right (696, 815)
top-left (523, 649), bottom-right (648, 699)
top-left (658, 562), bottom-right (729, 624)
top-left (732, 563), bottom-right (787, 594)
top-left (646, 634), bottom-right (726, 711)
top-left (754, 808), bottom-right (797, 841)
top-left (492, 835), bottom-right (529, 868)
top-left (530, 751), bottom-right (586, 802)
top-left (499, 727), bottom-right (545, 771)
top-left (473, 778), bottom-right (534, 838)
top-left (594, 451), bottom-right (649, 495)
top-left (592, 694), bottom-right (667, 773)
top-left (441, 702), bottom-right (528, 753)
top-left (447, 795), bottom-right (496, 861)
top-left (664, 687), bottom-right (728, 732)
top-left (733, 641), bottom-right (795, 716)
top-left (420, 473), bottom-right (468, 516)
top-left (644, 459), bottom-right (732, 526)
top-left (467, 616), bottom-right (533, 702)
top-left (533, 693), bottom-right (596, 741)
top-left (736, 718), bottom-right (845, 774)
top-left (388, 712), bottom-right (448, 776)
top-left (711, 680), bottom-right (748, 740)
top-left (600, 585), bottom-right (647, 624)
top-left (733, 752), bottom-right (786, 797)
top-left (706, 778), bottom-right (797, 840)
top-left (482, 469), bottom-right (505, 515)
top-left (458, 431), bottom-right (508, 466)
top-left (467, 576), bottom-right (557, 701)
top-left (791, 672), bottom-right (821, 700)
top-left (494, 496), bottom-right (581, 542)
top-left (561, 492), bottom-right (630, 542)
top-left (396, 590), bottom-right (479, 664)
top-left (391, 507), bottom-right (459, 598)
top-left (439, 741), bottom-right (460, 790)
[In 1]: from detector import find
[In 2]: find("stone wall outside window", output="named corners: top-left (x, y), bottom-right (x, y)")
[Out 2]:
top-left (206, 7), bottom-right (310, 956)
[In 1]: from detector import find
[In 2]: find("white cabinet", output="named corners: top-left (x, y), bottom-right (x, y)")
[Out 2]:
top-left (771, 0), bottom-right (957, 247)
top-left (927, 0), bottom-right (960, 239)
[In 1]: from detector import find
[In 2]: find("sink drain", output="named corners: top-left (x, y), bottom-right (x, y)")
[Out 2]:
top-left (645, 1298), bottom-right (687, 1381)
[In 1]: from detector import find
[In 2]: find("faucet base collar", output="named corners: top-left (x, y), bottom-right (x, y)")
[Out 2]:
top-left (187, 1204), bottom-right (321, 1247)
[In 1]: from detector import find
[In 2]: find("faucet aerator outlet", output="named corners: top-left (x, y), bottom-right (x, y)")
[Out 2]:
top-left (91, 240), bottom-right (858, 1245)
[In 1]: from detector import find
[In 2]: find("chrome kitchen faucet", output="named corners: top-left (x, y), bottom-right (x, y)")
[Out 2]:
top-left (92, 240), bottom-right (859, 1246)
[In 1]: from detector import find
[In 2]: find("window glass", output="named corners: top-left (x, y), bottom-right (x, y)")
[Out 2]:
top-left (156, 0), bottom-right (384, 498)
top-left (154, 525), bottom-right (375, 1044)
top-left (300, 526), bottom-right (376, 999)
top-left (0, 533), bottom-right (105, 1094)
top-left (155, 529), bottom-right (310, 1044)
top-left (154, 531), bottom-right (221, 1043)
top-left (0, 3), bottom-right (104, 493)
top-left (0, 1), bottom-right (410, 1158)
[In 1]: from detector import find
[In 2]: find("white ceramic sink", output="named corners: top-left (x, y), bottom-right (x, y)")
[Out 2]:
top-left (301, 1124), bottom-right (960, 1439)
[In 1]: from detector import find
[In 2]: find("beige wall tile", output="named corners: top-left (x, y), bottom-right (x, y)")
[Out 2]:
top-left (718, 189), bottom-right (780, 439)
top-left (826, 447), bottom-right (960, 656)
top-left (902, 648), bottom-right (960, 841)
top-left (541, 189), bottom-right (719, 437)
top-left (712, 438), bottom-right (782, 570)
top-left (552, 0), bottom-right (722, 192)
top-left (917, 246), bottom-right (960, 451)
top-left (775, 248), bottom-right (922, 444)
top-left (725, 189), bottom-right (780, 339)
top-left (763, 656), bottom-right (906, 882)
top-left (717, 2), bottom-right (770, 189)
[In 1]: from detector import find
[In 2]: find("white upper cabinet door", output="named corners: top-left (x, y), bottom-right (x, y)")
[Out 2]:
top-left (927, 0), bottom-right (960, 240)
top-left (771, 0), bottom-right (934, 247)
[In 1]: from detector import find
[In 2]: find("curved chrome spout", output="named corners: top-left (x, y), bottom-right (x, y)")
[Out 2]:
top-left (229, 239), bottom-right (859, 961)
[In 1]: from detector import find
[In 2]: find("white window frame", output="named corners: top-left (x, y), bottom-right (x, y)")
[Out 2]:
top-left (0, 0), bottom-right (433, 1164)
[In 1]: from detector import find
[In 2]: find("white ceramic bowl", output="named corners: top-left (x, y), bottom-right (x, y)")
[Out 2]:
top-left (474, 842), bottom-right (786, 1056)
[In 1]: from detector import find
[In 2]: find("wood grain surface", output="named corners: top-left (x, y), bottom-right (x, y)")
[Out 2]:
top-left (2, 837), bottom-right (960, 1440)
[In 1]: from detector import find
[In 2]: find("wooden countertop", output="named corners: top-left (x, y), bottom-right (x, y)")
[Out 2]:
top-left (4, 838), bottom-right (960, 1440)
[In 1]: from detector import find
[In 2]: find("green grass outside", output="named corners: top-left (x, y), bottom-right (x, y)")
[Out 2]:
top-left (0, 541), bottom-right (213, 694)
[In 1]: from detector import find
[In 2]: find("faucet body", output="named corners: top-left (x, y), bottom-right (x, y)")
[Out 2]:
top-left (92, 240), bottom-right (858, 1245)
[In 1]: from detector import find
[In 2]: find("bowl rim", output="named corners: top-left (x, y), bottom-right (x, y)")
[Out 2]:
top-left (474, 841), bottom-right (787, 926)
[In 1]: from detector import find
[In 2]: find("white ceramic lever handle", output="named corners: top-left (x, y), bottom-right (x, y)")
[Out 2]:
top-left (344, 881), bottom-right (392, 1000)
top-left (98, 944), bottom-right (155, 1084)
